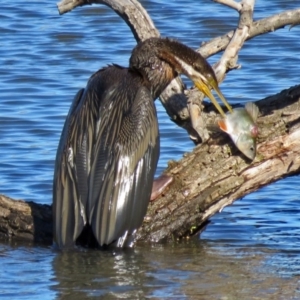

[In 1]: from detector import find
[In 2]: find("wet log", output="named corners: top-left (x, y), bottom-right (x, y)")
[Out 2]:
top-left (1, 84), bottom-right (300, 244)
top-left (0, 194), bottom-right (52, 244)
top-left (139, 85), bottom-right (300, 242)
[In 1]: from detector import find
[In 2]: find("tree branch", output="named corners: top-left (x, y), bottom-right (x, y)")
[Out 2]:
top-left (199, 8), bottom-right (300, 58)
top-left (213, 0), bottom-right (242, 11)
top-left (58, 0), bottom-right (159, 41)
top-left (214, 0), bottom-right (255, 82)
top-left (189, 0), bottom-right (255, 141)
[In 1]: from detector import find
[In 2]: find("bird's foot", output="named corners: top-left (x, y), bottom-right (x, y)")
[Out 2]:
top-left (150, 174), bottom-right (173, 201)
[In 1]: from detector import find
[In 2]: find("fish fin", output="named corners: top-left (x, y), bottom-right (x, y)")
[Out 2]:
top-left (245, 102), bottom-right (259, 122)
top-left (218, 119), bottom-right (228, 132)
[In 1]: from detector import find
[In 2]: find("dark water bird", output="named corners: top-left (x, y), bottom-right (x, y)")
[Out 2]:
top-left (53, 37), bottom-right (232, 249)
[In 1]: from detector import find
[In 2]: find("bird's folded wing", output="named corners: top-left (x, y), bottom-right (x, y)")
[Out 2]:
top-left (53, 88), bottom-right (88, 248)
top-left (88, 86), bottom-right (159, 246)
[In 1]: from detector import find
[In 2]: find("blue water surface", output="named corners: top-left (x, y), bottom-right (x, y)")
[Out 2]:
top-left (0, 1), bottom-right (300, 299)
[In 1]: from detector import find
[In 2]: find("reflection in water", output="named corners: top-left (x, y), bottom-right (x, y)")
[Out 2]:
top-left (51, 241), bottom-right (300, 299)
top-left (52, 248), bottom-right (148, 299)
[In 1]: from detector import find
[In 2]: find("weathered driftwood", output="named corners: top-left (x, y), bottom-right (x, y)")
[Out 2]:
top-left (1, 84), bottom-right (300, 244)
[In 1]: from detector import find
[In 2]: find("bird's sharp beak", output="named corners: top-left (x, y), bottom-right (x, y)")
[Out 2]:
top-left (194, 78), bottom-right (233, 117)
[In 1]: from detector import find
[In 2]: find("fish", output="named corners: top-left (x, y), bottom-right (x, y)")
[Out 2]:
top-left (218, 102), bottom-right (259, 160)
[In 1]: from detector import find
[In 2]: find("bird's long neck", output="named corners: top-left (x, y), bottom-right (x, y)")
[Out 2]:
top-left (129, 38), bottom-right (194, 99)
top-left (129, 37), bottom-right (212, 99)
top-left (129, 37), bottom-right (231, 117)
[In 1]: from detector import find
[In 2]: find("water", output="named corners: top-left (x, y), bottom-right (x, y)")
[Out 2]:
top-left (0, 1), bottom-right (300, 298)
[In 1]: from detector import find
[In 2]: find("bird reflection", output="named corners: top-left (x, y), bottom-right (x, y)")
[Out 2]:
top-left (52, 249), bottom-right (147, 299)
top-left (53, 37), bottom-right (232, 249)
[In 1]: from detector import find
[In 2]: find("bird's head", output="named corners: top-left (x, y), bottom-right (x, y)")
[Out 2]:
top-left (166, 43), bottom-right (233, 117)
top-left (130, 38), bottom-right (232, 117)
top-left (156, 38), bottom-right (233, 117)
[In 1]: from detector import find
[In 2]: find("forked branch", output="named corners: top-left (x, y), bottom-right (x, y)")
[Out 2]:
top-left (213, 0), bottom-right (255, 82)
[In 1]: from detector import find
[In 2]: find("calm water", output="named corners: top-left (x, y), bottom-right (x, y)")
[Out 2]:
top-left (1, 1), bottom-right (300, 299)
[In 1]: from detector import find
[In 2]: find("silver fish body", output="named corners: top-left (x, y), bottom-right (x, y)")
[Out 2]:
top-left (218, 102), bottom-right (259, 160)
